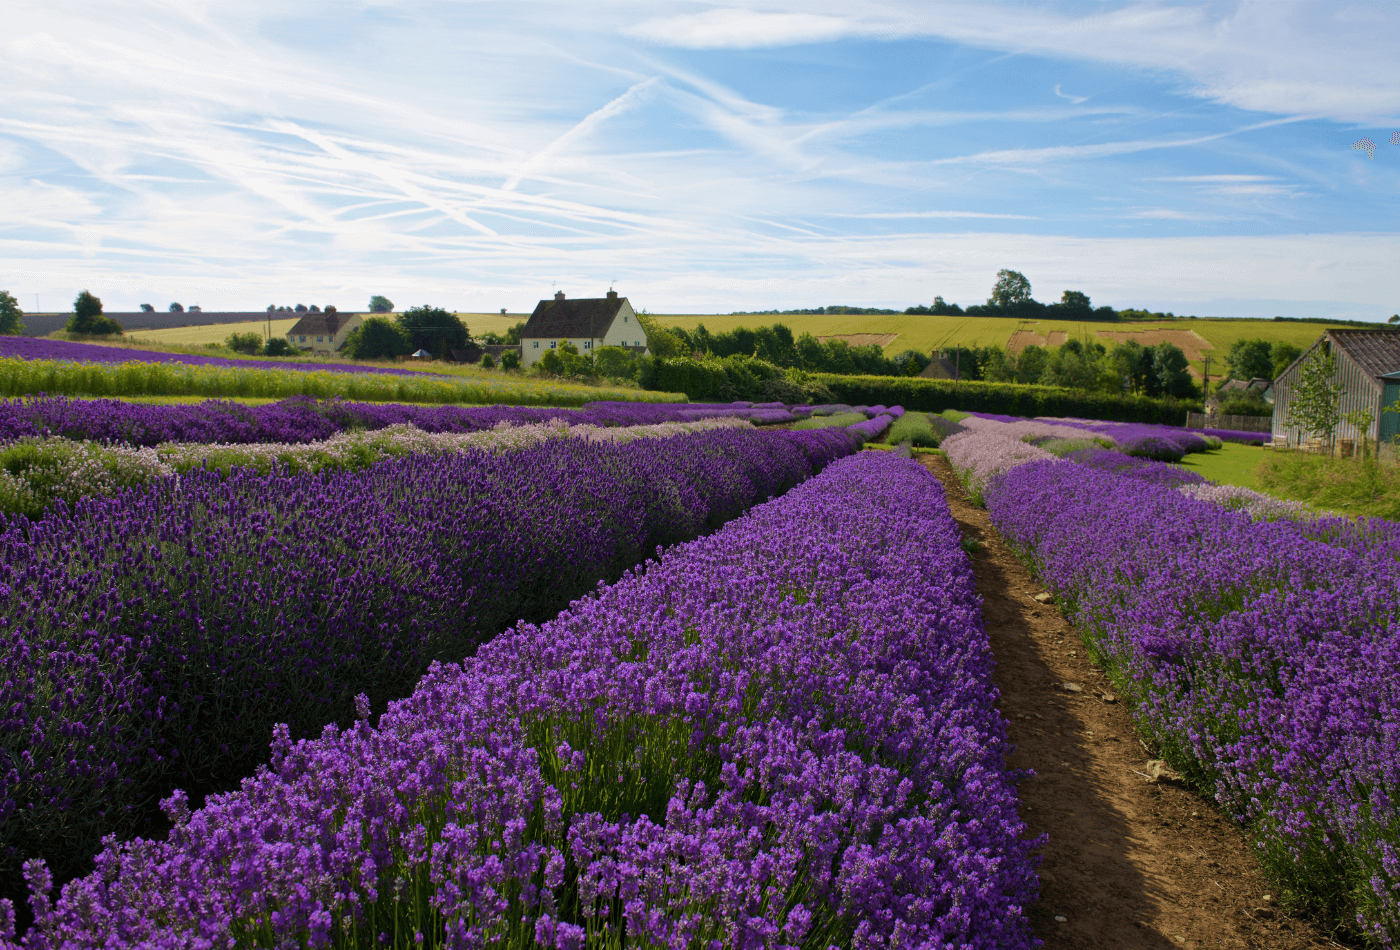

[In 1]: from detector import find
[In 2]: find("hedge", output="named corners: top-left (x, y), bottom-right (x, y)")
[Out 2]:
top-left (811, 374), bottom-right (1202, 425)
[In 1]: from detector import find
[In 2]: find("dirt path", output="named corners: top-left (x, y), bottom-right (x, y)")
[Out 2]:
top-left (920, 454), bottom-right (1341, 950)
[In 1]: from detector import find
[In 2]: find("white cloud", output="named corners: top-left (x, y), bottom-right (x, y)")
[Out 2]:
top-left (1053, 84), bottom-right (1088, 105)
top-left (831, 211), bottom-right (1040, 220)
top-left (1149, 175), bottom-right (1281, 182)
top-left (627, 9), bottom-right (870, 49)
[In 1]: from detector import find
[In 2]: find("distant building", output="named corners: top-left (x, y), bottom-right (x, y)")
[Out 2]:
top-left (519, 290), bottom-right (648, 367)
top-left (448, 344), bottom-right (521, 364)
top-left (1206, 377), bottom-right (1272, 411)
top-left (918, 354), bottom-right (962, 381)
top-left (1271, 329), bottom-right (1400, 449)
top-left (287, 312), bottom-right (363, 356)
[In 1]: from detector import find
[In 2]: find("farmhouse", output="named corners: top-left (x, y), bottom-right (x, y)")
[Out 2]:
top-left (287, 311), bottom-right (363, 356)
top-left (520, 290), bottom-right (648, 368)
top-left (1272, 329), bottom-right (1400, 450)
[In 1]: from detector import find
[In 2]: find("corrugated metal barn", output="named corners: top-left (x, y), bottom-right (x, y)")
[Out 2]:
top-left (1272, 329), bottom-right (1400, 450)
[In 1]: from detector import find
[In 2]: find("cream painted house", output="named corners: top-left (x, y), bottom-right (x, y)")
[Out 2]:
top-left (520, 290), bottom-right (649, 367)
top-left (287, 311), bottom-right (364, 356)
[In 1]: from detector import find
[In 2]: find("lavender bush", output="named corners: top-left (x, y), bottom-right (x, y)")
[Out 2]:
top-left (0, 424), bottom-right (856, 901)
top-left (3, 452), bottom-right (1039, 950)
top-left (985, 460), bottom-right (1400, 943)
top-left (0, 336), bottom-right (436, 377)
top-left (1063, 447), bottom-right (1207, 488)
top-left (0, 397), bottom-right (784, 447)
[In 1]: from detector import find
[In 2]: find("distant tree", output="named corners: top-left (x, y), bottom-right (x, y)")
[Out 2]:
top-left (343, 317), bottom-right (411, 360)
top-left (368, 295), bottom-right (394, 313)
top-left (1151, 343), bottom-right (1197, 398)
top-left (395, 305), bottom-right (469, 354)
top-left (1286, 345), bottom-right (1343, 450)
top-left (225, 332), bottom-right (264, 355)
top-left (1110, 340), bottom-right (1153, 394)
top-left (980, 346), bottom-right (1016, 383)
top-left (0, 290), bottom-right (25, 335)
top-left (1391, 314), bottom-right (1399, 325)
top-left (1059, 290), bottom-right (1092, 312)
top-left (263, 338), bottom-right (295, 357)
top-left (501, 321), bottom-right (526, 345)
top-left (168, 302), bottom-right (184, 313)
top-left (633, 311), bottom-right (685, 359)
top-left (325, 305), bottom-right (337, 313)
top-left (267, 305), bottom-right (276, 312)
top-left (989, 269), bottom-right (1032, 308)
top-left (1225, 339), bottom-right (1274, 381)
top-left (140, 303), bottom-right (155, 313)
top-left (1271, 342), bottom-right (1303, 379)
top-left (189, 305), bottom-right (201, 312)
top-left (294, 304), bottom-right (308, 313)
top-left (67, 291), bottom-right (123, 335)
top-left (308, 304), bottom-right (321, 313)
top-left (892, 349), bottom-right (930, 376)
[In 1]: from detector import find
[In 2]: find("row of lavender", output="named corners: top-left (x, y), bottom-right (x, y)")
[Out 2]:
top-left (0, 423), bottom-right (860, 907)
top-left (947, 414), bottom-right (1400, 941)
top-left (5, 451), bottom-right (1039, 950)
top-left (0, 396), bottom-right (808, 446)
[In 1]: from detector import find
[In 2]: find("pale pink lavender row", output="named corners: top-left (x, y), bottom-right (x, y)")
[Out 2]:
top-left (5, 451), bottom-right (1039, 950)
top-left (985, 460), bottom-right (1400, 943)
top-left (0, 396), bottom-right (802, 447)
top-left (0, 425), bottom-right (857, 904)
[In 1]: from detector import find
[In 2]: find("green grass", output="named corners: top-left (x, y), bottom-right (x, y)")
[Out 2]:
top-left (791, 411), bottom-right (866, 430)
top-left (0, 356), bottom-right (685, 407)
top-left (1257, 450), bottom-right (1400, 519)
top-left (654, 312), bottom-right (1352, 379)
top-left (1177, 442), bottom-right (1268, 490)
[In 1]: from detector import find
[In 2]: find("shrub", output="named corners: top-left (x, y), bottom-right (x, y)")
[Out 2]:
top-left (499, 349), bottom-right (521, 371)
top-left (480, 354), bottom-right (495, 369)
top-left (262, 338), bottom-right (295, 357)
top-left (885, 411), bottom-right (942, 447)
top-left (224, 331), bottom-right (264, 355)
top-left (343, 317), bottom-right (411, 360)
top-left (65, 291), bottom-right (123, 336)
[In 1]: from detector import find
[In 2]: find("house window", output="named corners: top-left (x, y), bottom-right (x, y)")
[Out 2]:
top-left (533, 341), bottom-right (539, 348)
top-left (624, 315), bottom-right (629, 323)
top-left (317, 336), bottom-right (324, 343)
top-left (584, 341), bottom-right (591, 349)
top-left (299, 335), bottom-right (306, 342)
top-left (550, 341), bottom-right (556, 349)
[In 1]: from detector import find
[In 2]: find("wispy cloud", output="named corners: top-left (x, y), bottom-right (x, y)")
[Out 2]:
top-left (831, 211), bottom-right (1040, 220)
top-left (1054, 84), bottom-right (1088, 105)
top-left (627, 9), bottom-right (874, 49)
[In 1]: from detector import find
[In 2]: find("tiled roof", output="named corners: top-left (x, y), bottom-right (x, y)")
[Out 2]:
top-left (523, 295), bottom-right (627, 339)
top-left (1329, 329), bottom-right (1400, 381)
top-left (288, 312), bottom-right (358, 337)
top-left (919, 356), bottom-right (961, 381)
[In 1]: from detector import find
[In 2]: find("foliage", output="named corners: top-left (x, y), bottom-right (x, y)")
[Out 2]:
top-left (0, 291), bottom-right (24, 336)
top-left (480, 321), bottom-right (527, 345)
top-left (1215, 391), bottom-right (1272, 417)
top-left (1271, 341), bottom-right (1303, 378)
top-left (989, 269), bottom-right (1033, 308)
top-left (633, 309), bottom-right (686, 359)
top-left (1151, 343), bottom-right (1196, 398)
top-left (810, 373), bottom-right (1201, 424)
top-left (223, 331), bottom-right (264, 355)
top-left (262, 337), bottom-right (295, 357)
top-left (169, 302), bottom-right (184, 313)
top-left (65, 291), bottom-right (123, 336)
top-left (538, 341), bottom-right (596, 379)
top-left (1285, 345), bottom-right (1342, 447)
top-left (479, 354), bottom-right (494, 369)
top-left (344, 317), bottom-right (412, 360)
top-left (368, 295), bottom-right (394, 313)
top-left (395, 306), bottom-right (470, 354)
top-left (1258, 447), bottom-right (1400, 519)
top-left (791, 411), bottom-right (866, 430)
top-left (499, 348), bottom-right (521, 371)
top-left (885, 411), bottom-right (943, 447)
top-left (0, 339), bottom-right (683, 406)
top-left (1225, 338), bottom-right (1274, 381)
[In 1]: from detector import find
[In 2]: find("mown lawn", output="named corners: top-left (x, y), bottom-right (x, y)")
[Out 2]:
top-left (1178, 442), bottom-right (1267, 490)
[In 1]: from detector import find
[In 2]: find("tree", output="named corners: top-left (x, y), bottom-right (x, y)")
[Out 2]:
top-left (225, 332), bottom-right (264, 355)
top-left (1225, 339), bottom-right (1274, 381)
top-left (395, 305), bottom-right (469, 354)
top-left (633, 310), bottom-right (685, 359)
top-left (0, 290), bottom-right (25, 335)
top-left (930, 295), bottom-right (964, 316)
top-left (989, 269), bottom-right (1032, 308)
top-left (1151, 343), bottom-right (1196, 398)
top-left (1271, 342), bottom-right (1302, 379)
top-left (500, 349), bottom-right (521, 371)
top-left (368, 296), bottom-right (394, 313)
top-left (1059, 290), bottom-right (1092, 313)
top-left (140, 304), bottom-right (155, 313)
top-left (1015, 344), bottom-right (1048, 385)
top-left (169, 302), bottom-right (184, 312)
top-left (325, 305), bottom-right (337, 314)
top-left (264, 338), bottom-right (295, 357)
top-left (892, 349), bottom-right (930, 376)
top-left (294, 304), bottom-right (308, 313)
top-left (343, 317), bottom-right (411, 359)
top-left (1286, 346), bottom-right (1343, 450)
top-left (308, 304), bottom-right (321, 313)
top-left (1110, 341), bottom-right (1152, 394)
top-left (67, 291), bottom-right (122, 335)
top-left (1390, 314), bottom-right (1399, 325)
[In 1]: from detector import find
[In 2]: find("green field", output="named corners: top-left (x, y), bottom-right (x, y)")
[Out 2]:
top-left (1178, 442), bottom-right (1268, 490)
top-left (653, 312), bottom-right (1349, 380)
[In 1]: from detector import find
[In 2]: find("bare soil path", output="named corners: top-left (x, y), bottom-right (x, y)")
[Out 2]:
top-left (920, 454), bottom-right (1342, 950)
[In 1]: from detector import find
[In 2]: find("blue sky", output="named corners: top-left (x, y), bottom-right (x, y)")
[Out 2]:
top-left (2, 0), bottom-right (1398, 318)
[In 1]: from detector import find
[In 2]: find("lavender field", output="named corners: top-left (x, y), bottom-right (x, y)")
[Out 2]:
top-left (944, 410), bottom-right (1400, 942)
top-left (1, 451), bottom-right (1039, 950)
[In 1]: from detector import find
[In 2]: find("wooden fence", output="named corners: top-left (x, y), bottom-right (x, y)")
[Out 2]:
top-left (1185, 411), bottom-right (1272, 433)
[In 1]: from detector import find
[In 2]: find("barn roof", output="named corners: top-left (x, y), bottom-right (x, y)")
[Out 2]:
top-left (1329, 329), bottom-right (1400, 381)
top-left (523, 293), bottom-right (628, 339)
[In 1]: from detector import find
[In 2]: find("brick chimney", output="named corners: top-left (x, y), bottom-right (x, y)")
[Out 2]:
top-left (555, 290), bottom-right (565, 301)
top-left (606, 288), bottom-right (617, 301)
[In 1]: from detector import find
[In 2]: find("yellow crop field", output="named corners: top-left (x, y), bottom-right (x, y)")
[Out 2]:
top-left (126, 312), bottom-right (530, 349)
top-left (654, 312), bottom-right (1351, 378)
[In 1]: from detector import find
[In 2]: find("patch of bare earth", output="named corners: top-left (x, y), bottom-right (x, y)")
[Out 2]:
top-left (1095, 328), bottom-right (1215, 379)
top-left (921, 453), bottom-right (1346, 950)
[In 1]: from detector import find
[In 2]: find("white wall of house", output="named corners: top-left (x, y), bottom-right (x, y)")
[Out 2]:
top-left (521, 300), bottom-right (648, 367)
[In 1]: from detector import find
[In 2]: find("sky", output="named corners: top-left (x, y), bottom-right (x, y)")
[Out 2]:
top-left (2, 0), bottom-right (1399, 319)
